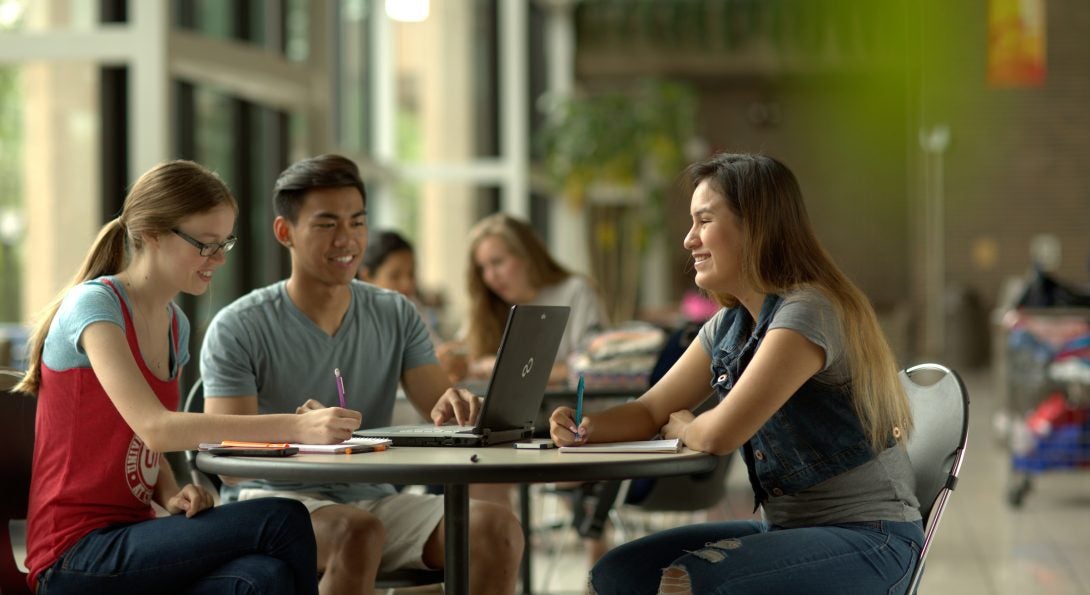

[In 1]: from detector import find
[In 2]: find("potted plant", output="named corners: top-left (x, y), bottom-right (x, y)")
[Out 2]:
top-left (537, 79), bottom-right (697, 322)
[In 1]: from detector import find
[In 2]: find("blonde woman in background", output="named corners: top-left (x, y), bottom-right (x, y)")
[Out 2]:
top-left (449, 213), bottom-right (607, 384)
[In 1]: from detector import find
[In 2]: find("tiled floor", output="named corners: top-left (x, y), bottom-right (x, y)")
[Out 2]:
top-left (523, 368), bottom-right (1090, 595)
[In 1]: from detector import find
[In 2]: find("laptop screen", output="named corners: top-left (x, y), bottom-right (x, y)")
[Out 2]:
top-left (471, 304), bottom-right (570, 435)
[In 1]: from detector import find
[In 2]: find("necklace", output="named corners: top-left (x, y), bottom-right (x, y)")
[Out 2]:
top-left (125, 278), bottom-right (166, 373)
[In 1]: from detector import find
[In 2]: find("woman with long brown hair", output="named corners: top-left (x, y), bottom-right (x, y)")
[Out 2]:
top-left (550, 153), bottom-right (921, 594)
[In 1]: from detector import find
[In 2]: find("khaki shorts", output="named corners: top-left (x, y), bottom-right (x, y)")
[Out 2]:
top-left (237, 488), bottom-right (445, 572)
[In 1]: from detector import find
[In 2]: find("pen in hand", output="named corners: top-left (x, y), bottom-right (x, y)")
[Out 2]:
top-left (574, 374), bottom-right (585, 439)
top-left (335, 368), bottom-right (346, 409)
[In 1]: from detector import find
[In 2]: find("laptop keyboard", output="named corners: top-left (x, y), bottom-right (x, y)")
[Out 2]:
top-left (402, 425), bottom-right (476, 433)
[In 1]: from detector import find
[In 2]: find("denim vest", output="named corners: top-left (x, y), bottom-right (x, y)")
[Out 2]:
top-left (710, 294), bottom-right (882, 510)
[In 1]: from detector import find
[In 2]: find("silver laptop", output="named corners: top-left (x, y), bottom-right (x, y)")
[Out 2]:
top-left (354, 304), bottom-right (570, 446)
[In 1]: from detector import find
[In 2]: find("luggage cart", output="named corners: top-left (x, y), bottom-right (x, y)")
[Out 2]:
top-left (1001, 308), bottom-right (1090, 507)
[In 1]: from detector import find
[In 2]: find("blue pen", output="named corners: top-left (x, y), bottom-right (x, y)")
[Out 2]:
top-left (575, 374), bottom-right (585, 430)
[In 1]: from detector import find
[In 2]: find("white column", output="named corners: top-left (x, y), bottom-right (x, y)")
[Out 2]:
top-left (499, 0), bottom-right (529, 218)
top-left (371, 0), bottom-right (398, 228)
top-left (539, 0), bottom-right (590, 276)
top-left (128, 0), bottom-right (170, 174)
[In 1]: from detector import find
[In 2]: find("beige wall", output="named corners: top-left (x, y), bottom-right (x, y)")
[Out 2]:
top-left (21, 61), bottom-right (100, 323)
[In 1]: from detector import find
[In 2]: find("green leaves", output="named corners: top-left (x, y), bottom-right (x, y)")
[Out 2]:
top-left (537, 79), bottom-right (696, 207)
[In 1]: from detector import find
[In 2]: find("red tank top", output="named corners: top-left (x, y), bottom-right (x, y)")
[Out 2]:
top-left (25, 278), bottom-right (179, 590)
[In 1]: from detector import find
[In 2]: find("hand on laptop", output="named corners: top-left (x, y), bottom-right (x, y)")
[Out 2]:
top-left (431, 387), bottom-right (481, 427)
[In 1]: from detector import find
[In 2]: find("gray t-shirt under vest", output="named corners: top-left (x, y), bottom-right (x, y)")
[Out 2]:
top-left (699, 288), bottom-right (920, 527)
top-left (201, 280), bottom-right (436, 502)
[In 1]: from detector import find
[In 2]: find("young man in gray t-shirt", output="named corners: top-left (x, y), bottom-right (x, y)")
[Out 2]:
top-left (200, 154), bottom-right (523, 595)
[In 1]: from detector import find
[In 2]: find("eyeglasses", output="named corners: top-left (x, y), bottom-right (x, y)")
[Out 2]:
top-left (172, 228), bottom-right (238, 257)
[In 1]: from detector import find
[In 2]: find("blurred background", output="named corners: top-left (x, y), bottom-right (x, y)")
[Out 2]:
top-left (3, 2), bottom-right (1090, 593)
top-left (1, 0), bottom-right (1087, 383)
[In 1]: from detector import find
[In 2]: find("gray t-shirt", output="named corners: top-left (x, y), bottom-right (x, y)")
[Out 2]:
top-left (699, 288), bottom-right (920, 527)
top-left (200, 280), bottom-right (436, 501)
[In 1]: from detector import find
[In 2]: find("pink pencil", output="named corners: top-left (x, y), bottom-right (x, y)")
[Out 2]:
top-left (335, 368), bottom-right (346, 408)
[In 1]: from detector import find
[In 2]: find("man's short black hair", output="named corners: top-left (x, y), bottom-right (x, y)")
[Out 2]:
top-left (272, 154), bottom-right (367, 223)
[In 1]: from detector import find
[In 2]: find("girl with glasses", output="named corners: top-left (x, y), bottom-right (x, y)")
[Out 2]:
top-left (16, 160), bottom-right (360, 594)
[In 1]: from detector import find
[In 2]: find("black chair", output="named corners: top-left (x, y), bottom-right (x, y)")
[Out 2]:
top-left (1, 367), bottom-right (34, 595)
top-left (183, 378), bottom-right (443, 592)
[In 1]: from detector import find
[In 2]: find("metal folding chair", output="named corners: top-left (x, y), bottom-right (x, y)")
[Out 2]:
top-left (901, 363), bottom-right (970, 594)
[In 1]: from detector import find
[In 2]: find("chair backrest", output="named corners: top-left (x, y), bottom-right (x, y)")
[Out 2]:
top-left (901, 363), bottom-right (970, 594)
top-left (182, 378), bottom-right (223, 494)
top-left (0, 368), bottom-right (34, 594)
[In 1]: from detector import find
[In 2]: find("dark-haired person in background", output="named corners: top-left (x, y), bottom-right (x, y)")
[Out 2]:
top-left (359, 229), bottom-right (463, 381)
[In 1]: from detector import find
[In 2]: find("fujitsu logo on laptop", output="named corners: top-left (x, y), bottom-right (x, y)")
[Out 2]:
top-left (521, 357), bottom-right (534, 378)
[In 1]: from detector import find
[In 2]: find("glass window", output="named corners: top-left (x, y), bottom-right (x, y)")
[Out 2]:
top-left (7, 0), bottom-right (100, 31)
top-left (284, 0), bottom-right (309, 62)
top-left (0, 65), bottom-right (23, 325)
top-left (392, 0), bottom-right (499, 162)
top-left (0, 61), bottom-right (101, 365)
top-left (335, 0), bottom-right (372, 153)
top-left (193, 0), bottom-right (233, 40)
top-left (174, 78), bottom-right (295, 389)
top-left (369, 180), bottom-right (499, 339)
top-left (184, 86), bottom-right (241, 350)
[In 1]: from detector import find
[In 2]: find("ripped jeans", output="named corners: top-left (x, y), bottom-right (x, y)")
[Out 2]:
top-left (589, 519), bottom-right (923, 595)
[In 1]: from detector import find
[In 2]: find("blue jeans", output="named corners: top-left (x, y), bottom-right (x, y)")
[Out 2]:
top-left (37, 498), bottom-right (318, 595)
top-left (590, 519), bottom-right (923, 595)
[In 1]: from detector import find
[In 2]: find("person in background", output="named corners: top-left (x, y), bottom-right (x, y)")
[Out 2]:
top-left (551, 153), bottom-right (922, 594)
top-left (358, 229), bottom-right (417, 300)
top-left (449, 213), bottom-right (607, 385)
top-left (358, 229), bottom-right (447, 358)
top-left (446, 212), bottom-right (610, 563)
top-left (17, 161), bottom-right (356, 594)
top-left (201, 154), bottom-right (523, 595)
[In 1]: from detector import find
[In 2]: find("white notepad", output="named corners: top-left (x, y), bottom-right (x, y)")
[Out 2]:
top-left (198, 437), bottom-right (392, 454)
top-left (558, 438), bottom-right (681, 454)
top-left (290, 437), bottom-right (392, 453)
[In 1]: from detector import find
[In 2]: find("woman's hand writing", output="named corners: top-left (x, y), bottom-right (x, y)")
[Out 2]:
top-left (295, 405), bottom-right (361, 443)
top-left (549, 406), bottom-right (590, 446)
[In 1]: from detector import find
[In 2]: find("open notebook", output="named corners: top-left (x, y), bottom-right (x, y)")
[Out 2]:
top-left (200, 437), bottom-right (391, 454)
top-left (558, 438), bottom-right (681, 453)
